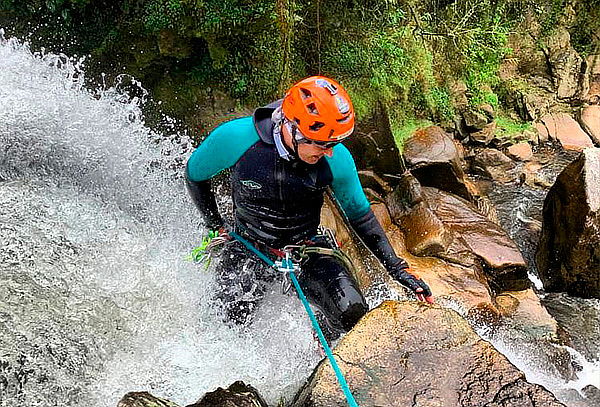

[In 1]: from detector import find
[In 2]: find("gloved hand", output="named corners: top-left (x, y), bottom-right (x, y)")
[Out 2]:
top-left (389, 265), bottom-right (434, 304)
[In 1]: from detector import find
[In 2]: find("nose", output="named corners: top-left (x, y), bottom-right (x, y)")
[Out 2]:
top-left (324, 148), bottom-right (334, 157)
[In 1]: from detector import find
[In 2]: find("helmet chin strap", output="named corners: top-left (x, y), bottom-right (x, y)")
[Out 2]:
top-left (290, 125), bottom-right (300, 158)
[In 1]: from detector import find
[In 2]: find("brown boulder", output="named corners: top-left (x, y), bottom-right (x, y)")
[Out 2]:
top-left (507, 142), bottom-right (534, 161)
top-left (292, 301), bottom-right (565, 407)
top-left (468, 147), bottom-right (517, 183)
top-left (421, 187), bottom-right (529, 291)
top-left (403, 126), bottom-right (473, 200)
top-left (386, 173), bottom-right (451, 257)
top-left (470, 121), bottom-right (497, 145)
top-left (540, 113), bottom-right (595, 151)
top-left (579, 105), bottom-right (600, 145)
top-left (536, 148), bottom-right (600, 298)
top-left (118, 392), bottom-right (180, 407)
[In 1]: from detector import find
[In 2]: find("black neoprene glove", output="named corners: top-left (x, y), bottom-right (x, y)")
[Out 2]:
top-left (351, 208), bottom-right (434, 303)
top-left (389, 264), bottom-right (433, 301)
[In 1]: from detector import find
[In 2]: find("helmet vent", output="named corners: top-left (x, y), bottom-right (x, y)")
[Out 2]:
top-left (337, 115), bottom-right (351, 123)
top-left (309, 121), bottom-right (325, 132)
top-left (300, 88), bottom-right (312, 99)
top-left (307, 103), bottom-right (319, 115)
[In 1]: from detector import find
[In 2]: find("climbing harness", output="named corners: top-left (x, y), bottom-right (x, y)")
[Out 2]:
top-left (227, 230), bottom-right (360, 407)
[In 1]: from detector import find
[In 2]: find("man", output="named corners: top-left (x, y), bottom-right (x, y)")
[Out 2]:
top-left (186, 76), bottom-right (432, 333)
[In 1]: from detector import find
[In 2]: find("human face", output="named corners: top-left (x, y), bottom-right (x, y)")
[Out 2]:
top-left (281, 121), bottom-right (338, 164)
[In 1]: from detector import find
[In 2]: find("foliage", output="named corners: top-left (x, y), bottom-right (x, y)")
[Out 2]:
top-left (495, 115), bottom-right (533, 140)
top-left (2, 0), bottom-right (590, 145)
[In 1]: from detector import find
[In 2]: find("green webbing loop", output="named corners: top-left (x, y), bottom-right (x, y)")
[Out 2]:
top-left (228, 231), bottom-right (360, 407)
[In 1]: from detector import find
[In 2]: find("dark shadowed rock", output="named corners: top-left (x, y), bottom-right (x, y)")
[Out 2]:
top-left (536, 148), bottom-right (600, 298)
top-left (542, 293), bottom-right (600, 362)
top-left (344, 102), bottom-right (403, 181)
top-left (186, 381), bottom-right (268, 407)
top-left (118, 392), bottom-right (180, 407)
top-left (292, 301), bottom-right (565, 407)
top-left (403, 126), bottom-right (473, 201)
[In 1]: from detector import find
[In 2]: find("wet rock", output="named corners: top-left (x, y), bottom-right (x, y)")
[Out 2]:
top-left (494, 289), bottom-right (558, 340)
top-left (357, 170), bottom-right (392, 197)
top-left (403, 126), bottom-right (473, 201)
top-left (542, 292), bottom-right (600, 361)
top-left (345, 102), bottom-right (404, 180)
top-left (582, 385), bottom-right (600, 406)
top-left (536, 148), bottom-right (600, 298)
top-left (578, 105), bottom-right (600, 145)
top-left (468, 147), bottom-right (517, 183)
top-left (519, 162), bottom-right (553, 189)
top-left (292, 301), bottom-right (565, 407)
top-left (118, 392), bottom-right (180, 407)
top-left (540, 113), bottom-right (594, 151)
top-left (507, 142), bottom-right (534, 161)
top-left (186, 381), bottom-right (268, 407)
top-left (386, 173), bottom-right (451, 256)
top-left (421, 187), bottom-right (529, 291)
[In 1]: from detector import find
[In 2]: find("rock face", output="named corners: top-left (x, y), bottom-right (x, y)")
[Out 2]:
top-left (539, 113), bottom-right (595, 151)
top-left (536, 148), bottom-right (600, 298)
top-left (292, 301), bottom-right (565, 407)
top-left (403, 126), bottom-right (473, 201)
top-left (186, 381), bottom-right (268, 407)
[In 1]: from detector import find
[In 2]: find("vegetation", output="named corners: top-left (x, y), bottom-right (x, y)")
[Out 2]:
top-left (0, 0), bottom-right (596, 145)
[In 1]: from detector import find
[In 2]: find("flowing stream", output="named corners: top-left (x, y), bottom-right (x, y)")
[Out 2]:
top-left (1, 30), bottom-right (599, 407)
top-left (0, 31), bottom-right (320, 407)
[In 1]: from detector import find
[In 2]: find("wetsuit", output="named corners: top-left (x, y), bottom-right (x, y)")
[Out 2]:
top-left (186, 100), bottom-right (410, 331)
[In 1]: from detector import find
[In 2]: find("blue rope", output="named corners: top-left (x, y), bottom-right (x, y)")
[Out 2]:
top-left (228, 231), bottom-right (360, 407)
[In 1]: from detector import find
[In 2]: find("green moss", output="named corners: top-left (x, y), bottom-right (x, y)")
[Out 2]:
top-left (391, 118), bottom-right (434, 152)
top-left (495, 115), bottom-right (533, 140)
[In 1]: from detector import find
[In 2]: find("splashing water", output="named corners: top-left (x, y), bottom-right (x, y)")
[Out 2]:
top-left (479, 148), bottom-right (600, 406)
top-left (0, 31), bottom-right (320, 407)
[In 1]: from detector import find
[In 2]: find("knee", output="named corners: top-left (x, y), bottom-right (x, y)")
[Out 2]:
top-left (338, 294), bottom-right (368, 331)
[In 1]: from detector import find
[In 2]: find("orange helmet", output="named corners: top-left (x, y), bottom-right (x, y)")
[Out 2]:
top-left (282, 76), bottom-right (355, 142)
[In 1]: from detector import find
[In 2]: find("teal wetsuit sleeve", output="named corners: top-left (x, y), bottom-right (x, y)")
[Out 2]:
top-left (186, 117), bottom-right (260, 181)
top-left (325, 144), bottom-right (371, 221)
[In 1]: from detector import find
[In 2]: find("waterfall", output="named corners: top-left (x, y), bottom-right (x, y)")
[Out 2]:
top-left (0, 31), bottom-right (319, 407)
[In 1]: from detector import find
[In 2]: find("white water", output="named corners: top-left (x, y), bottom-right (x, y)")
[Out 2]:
top-left (0, 31), bottom-right (319, 407)
top-left (2, 29), bottom-right (599, 407)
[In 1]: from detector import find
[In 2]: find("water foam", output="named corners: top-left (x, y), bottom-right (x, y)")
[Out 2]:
top-left (0, 31), bottom-right (319, 407)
